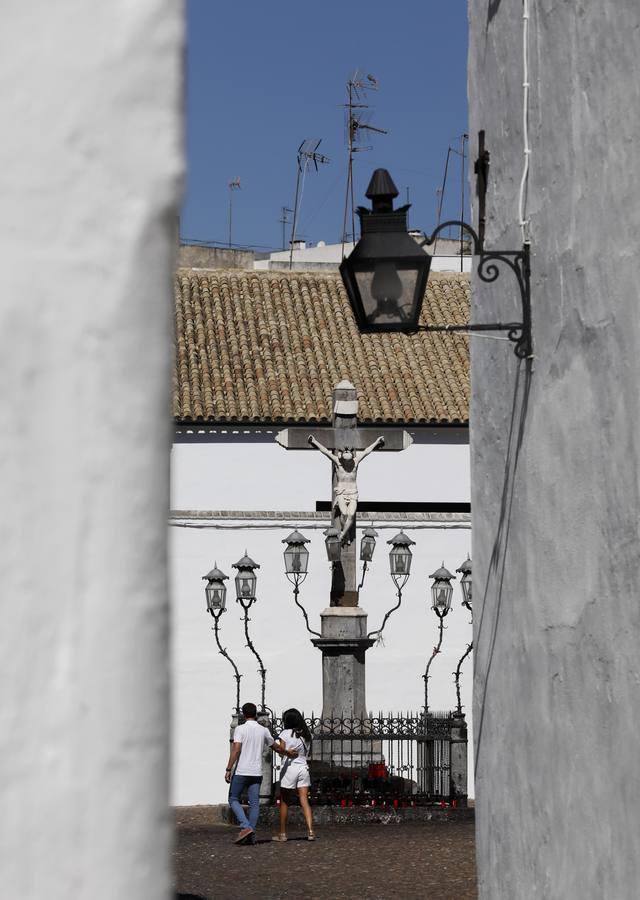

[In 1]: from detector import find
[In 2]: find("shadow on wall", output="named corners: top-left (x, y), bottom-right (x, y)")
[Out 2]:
top-left (487, 0), bottom-right (503, 24)
top-left (473, 357), bottom-right (533, 776)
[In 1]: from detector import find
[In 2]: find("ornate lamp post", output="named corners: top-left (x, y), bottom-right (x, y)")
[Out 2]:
top-left (424, 563), bottom-right (454, 716)
top-left (283, 530), bottom-right (319, 637)
top-left (368, 531), bottom-right (415, 642)
top-left (454, 556), bottom-right (473, 716)
top-left (203, 563), bottom-right (242, 713)
top-left (232, 552), bottom-right (268, 712)
top-left (358, 526), bottom-right (378, 589)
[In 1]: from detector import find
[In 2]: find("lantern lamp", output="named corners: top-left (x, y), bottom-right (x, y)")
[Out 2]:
top-left (232, 551), bottom-right (260, 604)
top-left (429, 563), bottom-right (454, 618)
top-left (202, 563), bottom-right (228, 614)
top-left (387, 530), bottom-right (416, 578)
top-left (360, 527), bottom-right (378, 562)
top-left (456, 555), bottom-right (472, 610)
top-left (282, 529), bottom-right (310, 576)
top-left (324, 527), bottom-right (342, 562)
top-left (339, 169), bottom-right (432, 332)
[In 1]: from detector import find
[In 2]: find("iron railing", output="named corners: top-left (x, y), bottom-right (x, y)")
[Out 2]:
top-left (270, 712), bottom-right (465, 806)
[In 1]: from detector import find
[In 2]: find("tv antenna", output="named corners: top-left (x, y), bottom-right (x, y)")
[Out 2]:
top-left (341, 71), bottom-right (387, 257)
top-left (289, 139), bottom-right (330, 269)
top-left (279, 206), bottom-right (294, 251)
top-left (227, 177), bottom-right (241, 248)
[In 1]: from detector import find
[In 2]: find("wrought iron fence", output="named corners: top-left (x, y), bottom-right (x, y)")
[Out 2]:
top-left (270, 712), bottom-right (465, 806)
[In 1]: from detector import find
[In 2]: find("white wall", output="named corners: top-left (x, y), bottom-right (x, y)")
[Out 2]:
top-left (170, 438), bottom-right (473, 804)
top-left (0, 3), bottom-right (182, 897)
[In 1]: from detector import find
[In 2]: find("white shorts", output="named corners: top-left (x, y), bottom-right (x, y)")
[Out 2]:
top-left (280, 763), bottom-right (311, 790)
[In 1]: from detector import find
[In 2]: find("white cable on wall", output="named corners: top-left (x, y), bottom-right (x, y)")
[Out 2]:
top-left (518, 0), bottom-right (531, 245)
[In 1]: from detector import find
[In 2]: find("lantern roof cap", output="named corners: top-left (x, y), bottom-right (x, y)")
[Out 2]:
top-left (430, 563), bottom-right (454, 580)
top-left (456, 555), bottom-right (472, 575)
top-left (365, 168), bottom-right (399, 201)
top-left (387, 530), bottom-right (415, 546)
top-left (362, 526), bottom-right (378, 537)
top-left (203, 562), bottom-right (228, 582)
top-left (282, 529), bottom-right (310, 545)
top-left (232, 551), bottom-right (260, 570)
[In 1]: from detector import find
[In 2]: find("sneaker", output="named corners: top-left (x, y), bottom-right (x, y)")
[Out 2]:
top-left (271, 834), bottom-right (288, 842)
top-left (307, 832), bottom-right (316, 841)
top-left (234, 827), bottom-right (254, 844)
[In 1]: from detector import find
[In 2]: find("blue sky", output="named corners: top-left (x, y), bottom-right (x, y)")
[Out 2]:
top-left (182, 0), bottom-right (469, 251)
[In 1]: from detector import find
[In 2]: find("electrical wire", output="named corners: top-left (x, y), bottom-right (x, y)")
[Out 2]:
top-left (518, 0), bottom-right (532, 245)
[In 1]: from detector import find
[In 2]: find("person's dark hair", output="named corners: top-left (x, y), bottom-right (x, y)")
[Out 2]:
top-left (242, 702), bottom-right (257, 719)
top-left (282, 708), bottom-right (311, 745)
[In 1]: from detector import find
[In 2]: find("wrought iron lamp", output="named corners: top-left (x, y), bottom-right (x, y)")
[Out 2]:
top-left (283, 530), bottom-right (319, 637)
top-left (424, 563), bottom-right (455, 716)
top-left (368, 530), bottom-right (415, 642)
top-left (340, 134), bottom-right (532, 359)
top-left (232, 551), bottom-right (267, 712)
top-left (324, 526), bottom-right (342, 562)
top-left (456, 554), bottom-right (472, 611)
top-left (453, 555), bottom-right (473, 717)
top-left (202, 564), bottom-right (242, 712)
top-left (358, 526), bottom-right (378, 589)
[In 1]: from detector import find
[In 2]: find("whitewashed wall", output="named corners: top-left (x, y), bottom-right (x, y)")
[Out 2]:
top-left (0, 3), bottom-right (182, 897)
top-left (170, 438), bottom-right (472, 805)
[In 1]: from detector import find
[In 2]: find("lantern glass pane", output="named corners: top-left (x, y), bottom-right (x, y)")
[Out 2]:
top-left (205, 583), bottom-right (226, 612)
top-left (355, 263), bottom-right (420, 328)
top-left (431, 581), bottom-right (453, 613)
top-left (284, 545), bottom-right (309, 574)
top-left (360, 535), bottom-right (376, 562)
top-left (236, 572), bottom-right (256, 600)
top-left (390, 546), bottom-right (411, 576)
top-left (461, 574), bottom-right (472, 605)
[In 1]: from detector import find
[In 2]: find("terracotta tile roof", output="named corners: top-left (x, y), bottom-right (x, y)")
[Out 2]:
top-left (173, 268), bottom-right (470, 425)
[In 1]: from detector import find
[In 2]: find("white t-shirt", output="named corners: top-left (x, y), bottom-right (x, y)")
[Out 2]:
top-left (278, 728), bottom-right (309, 765)
top-left (233, 720), bottom-right (275, 776)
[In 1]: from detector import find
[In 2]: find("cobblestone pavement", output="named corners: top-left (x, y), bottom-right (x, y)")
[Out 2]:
top-left (174, 808), bottom-right (477, 900)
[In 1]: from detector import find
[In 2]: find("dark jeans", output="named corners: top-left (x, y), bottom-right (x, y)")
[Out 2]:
top-left (228, 774), bottom-right (263, 830)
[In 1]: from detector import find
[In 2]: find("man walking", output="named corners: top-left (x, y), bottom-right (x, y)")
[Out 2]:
top-left (225, 702), bottom-right (292, 844)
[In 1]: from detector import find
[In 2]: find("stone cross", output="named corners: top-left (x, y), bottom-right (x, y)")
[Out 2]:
top-left (276, 380), bottom-right (412, 607)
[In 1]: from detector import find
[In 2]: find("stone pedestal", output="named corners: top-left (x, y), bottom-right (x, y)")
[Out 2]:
top-left (312, 608), bottom-right (375, 719)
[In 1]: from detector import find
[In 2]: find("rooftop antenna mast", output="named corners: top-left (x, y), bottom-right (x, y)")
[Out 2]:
top-left (279, 206), bottom-right (294, 251)
top-left (341, 71), bottom-right (387, 258)
top-left (289, 139), bottom-right (330, 270)
top-left (227, 177), bottom-right (241, 248)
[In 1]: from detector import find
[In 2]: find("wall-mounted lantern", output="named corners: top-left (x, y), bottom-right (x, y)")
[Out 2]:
top-left (340, 134), bottom-right (532, 359)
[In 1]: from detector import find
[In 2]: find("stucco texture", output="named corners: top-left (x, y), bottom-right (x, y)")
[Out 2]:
top-left (0, 3), bottom-right (182, 897)
top-left (469, 2), bottom-right (640, 898)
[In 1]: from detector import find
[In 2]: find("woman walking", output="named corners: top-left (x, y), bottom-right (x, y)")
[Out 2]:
top-left (273, 708), bottom-right (315, 842)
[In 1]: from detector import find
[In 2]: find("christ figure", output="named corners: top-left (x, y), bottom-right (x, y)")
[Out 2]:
top-left (308, 434), bottom-right (384, 542)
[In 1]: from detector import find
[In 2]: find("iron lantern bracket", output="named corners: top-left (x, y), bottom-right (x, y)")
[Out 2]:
top-left (418, 220), bottom-right (532, 360)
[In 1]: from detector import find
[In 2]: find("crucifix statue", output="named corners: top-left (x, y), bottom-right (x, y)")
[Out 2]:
top-left (308, 434), bottom-right (384, 541)
top-left (276, 380), bottom-right (412, 608)
top-left (276, 380), bottom-right (412, 718)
